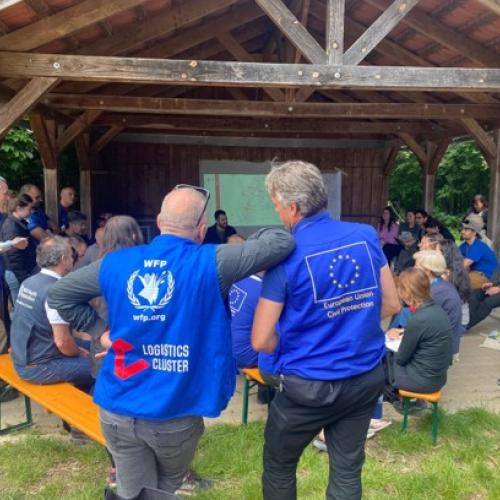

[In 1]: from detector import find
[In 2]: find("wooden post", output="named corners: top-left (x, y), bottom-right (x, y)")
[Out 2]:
top-left (75, 134), bottom-right (93, 235)
top-left (423, 140), bottom-right (449, 214)
top-left (423, 170), bottom-right (435, 213)
top-left (29, 113), bottom-right (59, 226)
top-left (488, 129), bottom-right (500, 254)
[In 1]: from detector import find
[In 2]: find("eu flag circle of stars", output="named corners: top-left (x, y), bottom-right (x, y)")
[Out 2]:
top-left (328, 253), bottom-right (361, 290)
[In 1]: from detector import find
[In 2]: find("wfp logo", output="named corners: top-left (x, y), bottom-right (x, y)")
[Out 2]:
top-left (305, 241), bottom-right (378, 303)
top-left (127, 269), bottom-right (175, 311)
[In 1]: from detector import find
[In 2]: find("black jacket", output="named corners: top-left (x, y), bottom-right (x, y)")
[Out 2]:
top-left (203, 224), bottom-right (237, 244)
top-left (0, 215), bottom-right (36, 283)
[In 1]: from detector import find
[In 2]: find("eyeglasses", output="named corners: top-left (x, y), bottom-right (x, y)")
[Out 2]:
top-left (174, 184), bottom-right (210, 227)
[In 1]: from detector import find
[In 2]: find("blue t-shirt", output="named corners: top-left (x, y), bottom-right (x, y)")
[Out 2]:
top-left (261, 211), bottom-right (387, 380)
top-left (229, 275), bottom-right (262, 368)
top-left (27, 209), bottom-right (49, 232)
top-left (459, 238), bottom-right (498, 279)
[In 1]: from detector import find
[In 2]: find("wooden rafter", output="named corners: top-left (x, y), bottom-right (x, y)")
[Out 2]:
top-left (3, 52), bottom-right (500, 92)
top-left (76, 0), bottom-right (239, 56)
top-left (294, 0), bottom-right (312, 63)
top-left (0, 0), bottom-right (147, 52)
top-left (343, 0), bottom-right (420, 65)
top-left (44, 95), bottom-right (500, 120)
top-left (0, 77), bottom-right (58, 140)
top-left (326, 0), bottom-right (345, 65)
top-left (254, 0), bottom-right (327, 63)
top-left (364, 0), bottom-right (500, 67)
top-left (460, 118), bottom-right (497, 159)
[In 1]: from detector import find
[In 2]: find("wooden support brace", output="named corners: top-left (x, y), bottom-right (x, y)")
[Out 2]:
top-left (343, 0), bottom-right (421, 66)
top-left (29, 112), bottom-right (59, 226)
top-left (398, 133), bottom-right (427, 165)
top-left (57, 110), bottom-right (103, 154)
top-left (382, 143), bottom-right (401, 176)
top-left (460, 118), bottom-right (496, 161)
top-left (90, 125), bottom-right (124, 155)
top-left (0, 77), bottom-right (58, 140)
top-left (326, 0), bottom-right (345, 65)
top-left (488, 129), bottom-right (500, 254)
top-left (254, 0), bottom-right (328, 64)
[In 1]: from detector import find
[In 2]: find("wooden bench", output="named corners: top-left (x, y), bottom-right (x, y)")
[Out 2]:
top-left (0, 354), bottom-right (104, 445)
top-left (399, 389), bottom-right (441, 445)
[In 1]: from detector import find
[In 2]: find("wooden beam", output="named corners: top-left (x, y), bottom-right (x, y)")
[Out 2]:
top-left (216, 33), bottom-right (285, 101)
top-left (44, 94), bottom-right (500, 119)
top-left (294, 0), bottom-right (311, 63)
top-left (24, 0), bottom-right (51, 17)
top-left (398, 133), bottom-right (427, 164)
top-left (254, 0), bottom-right (327, 63)
top-left (343, 0), bottom-right (420, 66)
top-left (74, 134), bottom-right (93, 233)
top-left (29, 113), bottom-right (58, 225)
top-left (426, 138), bottom-right (450, 174)
top-left (364, 0), bottom-right (500, 67)
top-left (3, 51), bottom-right (500, 92)
top-left (460, 118), bottom-right (497, 160)
top-left (0, 77), bottom-right (57, 140)
top-left (56, 110), bottom-right (102, 154)
top-left (76, 0), bottom-right (239, 56)
top-left (488, 129), bottom-right (500, 253)
top-left (382, 143), bottom-right (401, 175)
top-left (95, 114), bottom-right (437, 135)
top-left (0, 0), bottom-right (147, 52)
top-left (326, 0), bottom-right (345, 65)
top-left (475, 0), bottom-right (500, 16)
top-left (90, 125), bottom-right (125, 154)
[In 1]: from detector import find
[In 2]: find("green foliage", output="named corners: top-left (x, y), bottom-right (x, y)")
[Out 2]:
top-left (389, 141), bottom-right (490, 220)
top-left (0, 126), bottom-right (43, 190)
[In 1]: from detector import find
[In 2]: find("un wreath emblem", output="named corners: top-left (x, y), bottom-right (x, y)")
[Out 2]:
top-left (127, 269), bottom-right (175, 311)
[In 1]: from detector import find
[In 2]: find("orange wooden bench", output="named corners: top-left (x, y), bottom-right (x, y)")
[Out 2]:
top-left (0, 354), bottom-right (104, 445)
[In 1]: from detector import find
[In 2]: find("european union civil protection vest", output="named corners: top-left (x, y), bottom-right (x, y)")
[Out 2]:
top-left (272, 212), bottom-right (386, 380)
top-left (94, 235), bottom-right (235, 420)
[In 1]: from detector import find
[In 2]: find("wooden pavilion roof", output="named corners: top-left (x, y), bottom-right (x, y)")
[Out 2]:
top-left (0, 0), bottom-right (500, 155)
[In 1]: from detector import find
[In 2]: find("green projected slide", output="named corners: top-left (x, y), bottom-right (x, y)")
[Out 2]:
top-left (203, 173), bottom-right (281, 227)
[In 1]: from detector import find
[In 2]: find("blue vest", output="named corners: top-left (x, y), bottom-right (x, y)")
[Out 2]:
top-left (271, 212), bottom-right (386, 380)
top-left (94, 235), bottom-right (235, 420)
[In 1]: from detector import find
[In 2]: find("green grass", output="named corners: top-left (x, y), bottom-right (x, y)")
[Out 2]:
top-left (0, 408), bottom-right (499, 499)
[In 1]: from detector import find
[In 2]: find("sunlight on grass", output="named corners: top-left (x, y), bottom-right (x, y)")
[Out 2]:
top-left (0, 408), bottom-right (498, 499)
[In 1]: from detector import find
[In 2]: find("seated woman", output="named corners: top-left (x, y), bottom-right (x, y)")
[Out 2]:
top-left (386, 268), bottom-right (453, 404)
top-left (414, 250), bottom-right (464, 359)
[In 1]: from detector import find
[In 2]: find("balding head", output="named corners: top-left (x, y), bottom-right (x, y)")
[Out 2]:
top-left (157, 188), bottom-right (208, 242)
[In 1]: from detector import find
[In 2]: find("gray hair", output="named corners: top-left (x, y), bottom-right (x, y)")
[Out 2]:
top-left (102, 215), bottom-right (143, 254)
top-left (159, 188), bottom-right (207, 230)
top-left (265, 160), bottom-right (328, 217)
top-left (0, 176), bottom-right (7, 186)
top-left (36, 236), bottom-right (70, 269)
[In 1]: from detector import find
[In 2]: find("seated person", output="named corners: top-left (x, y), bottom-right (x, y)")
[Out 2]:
top-left (399, 210), bottom-right (422, 241)
top-left (394, 231), bottom-right (418, 275)
top-left (10, 236), bottom-right (93, 392)
top-left (203, 209), bottom-right (236, 244)
top-left (385, 268), bottom-right (452, 405)
top-left (459, 219), bottom-right (498, 289)
top-left (414, 250), bottom-right (464, 358)
top-left (468, 264), bottom-right (500, 330)
top-left (423, 217), bottom-right (454, 241)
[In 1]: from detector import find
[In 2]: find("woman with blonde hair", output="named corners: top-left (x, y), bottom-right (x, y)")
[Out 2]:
top-left (414, 250), bottom-right (464, 358)
top-left (386, 268), bottom-right (453, 404)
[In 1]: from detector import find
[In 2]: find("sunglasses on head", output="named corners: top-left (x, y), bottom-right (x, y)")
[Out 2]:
top-left (174, 184), bottom-right (210, 227)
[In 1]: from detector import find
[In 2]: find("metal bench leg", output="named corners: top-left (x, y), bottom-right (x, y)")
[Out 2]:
top-left (402, 397), bottom-right (410, 432)
top-left (242, 378), bottom-right (250, 425)
top-left (0, 394), bottom-right (33, 435)
top-left (431, 402), bottom-right (438, 445)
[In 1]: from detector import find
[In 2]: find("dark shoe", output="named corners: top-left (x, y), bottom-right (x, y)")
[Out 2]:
top-left (393, 398), bottom-right (428, 415)
top-left (70, 427), bottom-right (91, 445)
top-left (0, 386), bottom-right (19, 403)
top-left (175, 471), bottom-right (212, 496)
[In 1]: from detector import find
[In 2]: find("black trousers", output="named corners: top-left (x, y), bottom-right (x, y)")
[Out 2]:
top-left (262, 364), bottom-right (384, 500)
top-left (468, 289), bottom-right (500, 329)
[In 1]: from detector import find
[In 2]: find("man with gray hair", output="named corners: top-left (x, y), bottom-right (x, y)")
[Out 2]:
top-left (48, 184), bottom-right (294, 498)
top-left (252, 160), bottom-right (400, 500)
top-left (10, 236), bottom-right (92, 391)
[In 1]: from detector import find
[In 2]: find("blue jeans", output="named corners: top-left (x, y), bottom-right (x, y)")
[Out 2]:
top-left (15, 355), bottom-right (93, 393)
top-left (4, 270), bottom-right (20, 305)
